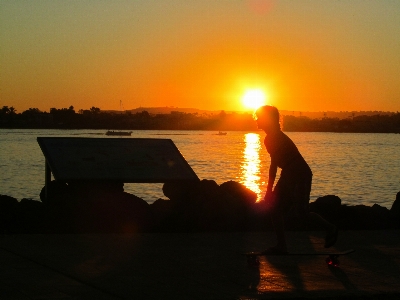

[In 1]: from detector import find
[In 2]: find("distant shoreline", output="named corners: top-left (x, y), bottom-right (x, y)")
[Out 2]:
top-left (1, 107), bottom-right (399, 133)
top-left (0, 127), bottom-right (399, 134)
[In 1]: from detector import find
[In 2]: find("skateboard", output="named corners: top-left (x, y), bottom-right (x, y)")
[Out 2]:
top-left (244, 249), bottom-right (354, 267)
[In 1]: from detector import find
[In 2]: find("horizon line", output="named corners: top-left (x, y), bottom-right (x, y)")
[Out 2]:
top-left (3, 104), bottom-right (398, 114)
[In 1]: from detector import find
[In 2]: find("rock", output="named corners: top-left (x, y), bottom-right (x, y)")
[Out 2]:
top-left (390, 192), bottom-right (400, 227)
top-left (392, 191), bottom-right (400, 212)
top-left (162, 180), bottom-right (199, 204)
top-left (390, 192), bottom-right (400, 217)
top-left (169, 180), bottom-right (258, 232)
top-left (161, 179), bottom-right (220, 231)
top-left (16, 198), bottom-right (48, 233)
top-left (371, 204), bottom-right (393, 228)
top-left (309, 195), bottom-right (342, 223)
top-left (19, 198), bottom-right (44, 209)
top-left (0, 195), bottom-right (19, 233)
top-left (42, 180), bottom-right (152, 233)
top-left (188, 179), bottom-right (223, 231)
top-left (58, 191), bottom-right (152, 233)
top-left (219, 180), bottom-right (257, 207)
top-left (161, 180), bottom-right (258, 232)
top-left (99, 191), bottom-right (152, 233)
top-left (338, 204), bottom-right (392, 230)
top-left (247, 200), bottom-right (274, 231)
top-left (150, 199), bottom-right (174, 231)
top-left (197, 179), bottom-right (220, 202)
top-left (0, 194), bottom-right (18, 210)
top-left (39, 180), bottom-right (69, 205)
top-left (68, 181), bottom-right (124, 195)
top-left (5, 182), bottom-right (400, 233)
top-left (217, 181), bottom-right (257, 231)
top-left (151, 198), bottom-right (173, 216)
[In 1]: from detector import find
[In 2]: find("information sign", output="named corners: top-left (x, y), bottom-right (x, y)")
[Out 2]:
top-left (37, 137), bottom-right (199, 182)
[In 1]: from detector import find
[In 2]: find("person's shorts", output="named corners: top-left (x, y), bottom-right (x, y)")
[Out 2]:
top-left (272, 170), bottom-right (312, 216)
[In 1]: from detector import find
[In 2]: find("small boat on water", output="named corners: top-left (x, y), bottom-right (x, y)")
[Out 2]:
top-left (215, 131), bottom-right (227, 135)
top-left (105, 130), bottom-right (132, 136)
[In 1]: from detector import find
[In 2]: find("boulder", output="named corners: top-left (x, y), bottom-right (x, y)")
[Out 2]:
top-left (0, 195), bottom-right (19, 233)
top-left (219, 180), bottom-right (257, 207)
top-left (197, 179), bottom-right (221, 202)
top-left (177, 180), bottom-right (258, 231)
top-left (161, 179), bottom-right (220, 231)
top-left (392, 191), bottom-right (400, 213)
top-left (309, 195), bottom-right (342, 223)
top-left (98, 191), bottom-right (152, 233)
top-left (217, 181), bottom-right (257, 231)
top-left (161, 179), bottom-right (258, 231)
top-left (187, 179), bottom-right (223, 231)
top-left (39, 180), bottom-right (69, 206)
top-left (68, 181), bottom-right (124, 195)
top-left (338, 204), bottom-right (392, 230)
top-left (41, 180), bottom-right (152, 233)
top-left (244, 200), bottom-right (274, 231)
top-left (150, 198), bottom-right (175, 231)
top-left (0, 194), bottom-right (18, 210)
top-left (162, 180), bottom-right (199, 204)
top-left (16, 198), bottom-right (48, 233)
top-left (390, 191), bottom-right (400, 227)
top-left (57, 191), bottom-right (152, 233)
top-left (19, 198), bottom-right (44, 209)
top-left (371, 204), bottom-right (393, 228)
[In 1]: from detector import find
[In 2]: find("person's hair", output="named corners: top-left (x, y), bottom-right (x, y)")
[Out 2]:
top-left (255, 105), bottom-right (280, 129)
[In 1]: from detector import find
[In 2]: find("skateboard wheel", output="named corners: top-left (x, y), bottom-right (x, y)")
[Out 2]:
top-left (332, 258), bottom-right (340, 267)
top-left (326, 256), bottom-right (340, 267)
top-left (326, 257), bottom-right (332, 265)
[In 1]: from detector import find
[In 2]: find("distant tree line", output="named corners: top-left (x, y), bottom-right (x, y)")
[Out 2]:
top-left (282, 114), bottom-right (400, 133)
top-left (1, 105), bottom-right (399, 133)
top-left (0, 105), bottom-right (256, 131)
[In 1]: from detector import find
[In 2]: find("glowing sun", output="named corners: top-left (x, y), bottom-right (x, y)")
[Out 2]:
top-left (242, 89), bottom-right (266, 110)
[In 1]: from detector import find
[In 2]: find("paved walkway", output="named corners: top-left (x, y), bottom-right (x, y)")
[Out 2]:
top-left (0, 230), bottom-right (399, 299)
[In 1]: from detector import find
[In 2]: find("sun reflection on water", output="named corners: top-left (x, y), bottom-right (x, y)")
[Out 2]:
top-left (241, 133), bottom-right (264, 201)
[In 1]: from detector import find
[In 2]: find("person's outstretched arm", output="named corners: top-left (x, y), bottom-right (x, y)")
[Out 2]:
top-left (265, 159), bottom-right (277, 200)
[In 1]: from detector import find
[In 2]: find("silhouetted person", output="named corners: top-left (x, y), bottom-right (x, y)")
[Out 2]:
top-left (255, 105), bottom-right (338, 254)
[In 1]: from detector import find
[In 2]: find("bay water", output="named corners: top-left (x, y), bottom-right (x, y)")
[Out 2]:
top-left (1, 129), bottom-right (399, 208)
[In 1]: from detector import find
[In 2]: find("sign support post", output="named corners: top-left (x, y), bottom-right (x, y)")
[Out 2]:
top-left (45, 159), bottom-right (51, 200)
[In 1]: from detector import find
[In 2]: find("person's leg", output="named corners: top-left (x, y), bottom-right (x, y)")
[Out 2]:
top-left (271, 210), bottom-right (288, 252)
top-left (265, 176), bottom-right (290, 254)
top-left (302, 212), bottom-right (337, 248)
top-left (300, 175), bottom-right (338, 248)
top-left (307, 212), bottom-right (335, 231)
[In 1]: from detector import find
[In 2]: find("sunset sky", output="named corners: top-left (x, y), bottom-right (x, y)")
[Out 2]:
top-left (1, 0), bottom-right (400, 112)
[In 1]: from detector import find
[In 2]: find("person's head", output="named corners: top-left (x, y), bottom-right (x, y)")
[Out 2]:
top-left (254, 105), bottom-right (280, 132)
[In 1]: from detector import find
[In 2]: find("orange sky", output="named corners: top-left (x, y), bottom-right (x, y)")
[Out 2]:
top-left (1, 0), bottom-right (400, 112)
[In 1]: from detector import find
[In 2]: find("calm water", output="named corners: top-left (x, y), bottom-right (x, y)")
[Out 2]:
top-left (1, 129), bottom-right (399, 208)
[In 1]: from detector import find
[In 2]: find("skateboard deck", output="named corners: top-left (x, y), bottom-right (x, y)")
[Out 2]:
top-left (244, 249), bottom-right (354, 267)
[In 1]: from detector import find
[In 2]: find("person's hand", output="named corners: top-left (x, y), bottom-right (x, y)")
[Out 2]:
top-left (263, 190), bottom-right (276, 211)
top-left (264, 190), bottom-right (274, 203)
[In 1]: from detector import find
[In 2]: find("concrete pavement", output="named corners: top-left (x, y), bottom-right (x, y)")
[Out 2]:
top-left (1, 230), bottom-right (399, 299)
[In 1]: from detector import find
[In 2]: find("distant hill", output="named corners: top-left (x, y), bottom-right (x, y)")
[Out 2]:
top-left (104, 107), bottom-right (396, 119)
top-left (279, 110), bottom-right (396, 119)
top-left (104, 107), bottom-right (226, 115)
top-left (130, 107), bottom-right (223, 115)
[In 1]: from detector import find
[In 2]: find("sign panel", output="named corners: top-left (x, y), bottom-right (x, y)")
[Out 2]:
top-left (37, 137), bottom-right (199, 182)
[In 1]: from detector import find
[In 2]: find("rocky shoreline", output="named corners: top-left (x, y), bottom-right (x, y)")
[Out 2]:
top-left (1, 180), bottom-right (399, 234)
